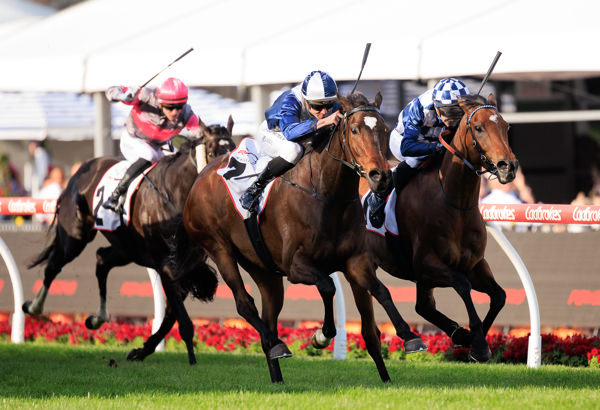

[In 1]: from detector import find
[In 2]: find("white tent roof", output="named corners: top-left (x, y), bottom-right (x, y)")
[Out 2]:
top-left (0, 0), bottom-right (598, 93)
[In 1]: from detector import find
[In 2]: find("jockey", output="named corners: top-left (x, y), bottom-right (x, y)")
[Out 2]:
top-left (368, 77), bottom-right (469, 228)
top-left (240, 70), bottom-right (344, 211)
top-left (102, 77), bottom-right (202, 213)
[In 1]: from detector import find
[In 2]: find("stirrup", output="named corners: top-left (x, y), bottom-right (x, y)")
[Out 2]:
top-left (102, 196), bottom-right (124, 214)
top-left (367, 193), bottom-right (386, 228)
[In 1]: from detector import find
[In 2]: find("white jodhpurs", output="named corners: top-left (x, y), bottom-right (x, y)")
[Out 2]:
top-left (119, 130), bottom-right (176, 163)
top-left (389, 128), bottom-right (428, 169)
top-left (254, 121), bottom-right (304, 165)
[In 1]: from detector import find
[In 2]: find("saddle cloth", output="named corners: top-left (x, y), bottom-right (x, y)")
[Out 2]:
top-left (93, 161), bottom-right (156, 231)
top-left (361, 189), bottom-right (400, 237)
top-left (217, 137), bottom-right (276, 220)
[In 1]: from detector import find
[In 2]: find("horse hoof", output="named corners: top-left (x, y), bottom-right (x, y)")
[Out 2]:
top-left (451, 327), bottom-right (474, 348)
top-left (126, 349), bottom-right (146, 362)
top-left (311, 329), bottom-right (333, 349)
top-left (22, 301), bottom-right (32, 315)
top-left (404, 337), bottom-right (427, 354)
top-left (269, 343), bottom-right (293, 360)
top-left (85, 315), bottom-right (102, 330)
top-left (469, 346), bottom-right (492, 362)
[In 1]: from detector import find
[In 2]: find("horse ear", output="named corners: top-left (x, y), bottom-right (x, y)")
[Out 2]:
top-left (488, 93), bottom-right (497, 107)
top-left (198, 119), bottom-right (210, 142)
top-left (227, 115), bottom-right (234, 136)
top-left (373, 91), bottom-right (382, 109)
top-left (337, 92), bottom-right (351, 113)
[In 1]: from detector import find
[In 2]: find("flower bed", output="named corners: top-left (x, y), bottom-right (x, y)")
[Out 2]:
top-left (1, 317), bottom-right (599, 367)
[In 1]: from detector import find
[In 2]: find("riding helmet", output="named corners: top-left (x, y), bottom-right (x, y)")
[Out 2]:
top-left (301, 70), bottom-right (338, 102)
top-left (432, 78), bottom-right (469, 106)
top-left (157, 77), bottom-right (188, 104)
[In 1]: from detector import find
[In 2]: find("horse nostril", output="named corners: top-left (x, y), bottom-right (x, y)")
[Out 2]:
top-left (368, 170), bottom-right (382, 184)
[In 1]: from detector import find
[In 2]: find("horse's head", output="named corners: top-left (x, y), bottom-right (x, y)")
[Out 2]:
top-left (199, 115), bottom-right (237, 163)
top-left (456, 94), bottom-right (518, 184)
top-left (336, 91), bottom-right (391, 193)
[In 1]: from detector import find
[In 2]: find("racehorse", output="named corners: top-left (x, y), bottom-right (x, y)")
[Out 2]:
top-left (24, 117), bottom-right (236, 364)
top-left (366, 94), bottom-right (518, 362)
top-left (179, 92), bottom-right (425, 383)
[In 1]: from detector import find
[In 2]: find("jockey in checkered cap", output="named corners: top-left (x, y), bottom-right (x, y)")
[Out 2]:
top-left (367, 78), bottom-right (469, 228)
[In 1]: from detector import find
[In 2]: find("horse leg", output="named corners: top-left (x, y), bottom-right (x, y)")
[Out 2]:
top-left (415, 283), bottom-right (474, 348)
top-left (160, 269), bottom-right (197, 365)
top-left (216, 252), bottom-right (290, 361)
top-left (348, 281), bottom-right (390, 382)
top-left (251, 271), bottom-right (286, 383)
top-left (24, 223), bottom-right (93, 315)
top-left (449, 268), bottom-right (491, 362)
top-left (468, 259), bottom-right (506, 336)
top-left (127, 307), bottom-right (177, 362)
top-left (311, 275), bottom-right (337, 349)
top-left (85, 246), bottom-right (130, 330)
top-left (344, 257), bottom-right (426, 353)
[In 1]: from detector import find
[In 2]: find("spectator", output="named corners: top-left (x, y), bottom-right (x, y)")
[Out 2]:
top-left (33, 166), bottom-right (64, 225)
top-left (480, 176), bottom-right (530, 231)
top-left (28, 140), bottom-right (52, 193)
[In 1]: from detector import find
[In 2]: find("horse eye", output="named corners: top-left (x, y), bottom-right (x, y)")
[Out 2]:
top-left (475, 125), bottom-right (483, 132)
top-left (351, 127), bottom-right (359, 134)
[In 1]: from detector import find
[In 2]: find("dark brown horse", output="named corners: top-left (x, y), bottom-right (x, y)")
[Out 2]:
top-left (367, 94), bottom-right (518, 362)
top-left (24, 117), bottom-right (236, 364)
top-left (179, 92), bottom-right (425, 383)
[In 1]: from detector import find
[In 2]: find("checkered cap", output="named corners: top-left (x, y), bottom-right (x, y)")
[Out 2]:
top-left (432, 78), bottom-right (469, 106)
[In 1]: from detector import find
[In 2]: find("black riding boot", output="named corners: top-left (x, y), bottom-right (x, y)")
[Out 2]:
top-left (393, 160), bottom-right (419, 194)
top-left (240, 156), bottom-right (295, 211)
top-left (102, 158), bottom-right (152, 214)
top-left (367, 182), bottom-right (393, 229)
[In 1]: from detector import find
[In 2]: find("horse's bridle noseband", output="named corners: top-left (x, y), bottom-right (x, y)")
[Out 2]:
top-left (327, 105), bottom-right (382, 178)
top-left (438, 104), bottom-right (501, 178)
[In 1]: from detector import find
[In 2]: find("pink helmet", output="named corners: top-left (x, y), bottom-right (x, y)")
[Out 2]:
top-left (157, 77), bottom-right (188, 104)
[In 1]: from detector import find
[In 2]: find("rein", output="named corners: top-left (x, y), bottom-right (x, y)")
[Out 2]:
top-left (280, 104), bottom-right (380, 204)
top-left (436, 104), bottom-right (500, 210)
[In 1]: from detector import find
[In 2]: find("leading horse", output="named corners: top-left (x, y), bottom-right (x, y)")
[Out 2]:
top-left (366, 94), bottom-right (518, 362)
top-left (179, 92), bottom-right (425, 384)
top-left (24, 117), bottom-right (236, 364)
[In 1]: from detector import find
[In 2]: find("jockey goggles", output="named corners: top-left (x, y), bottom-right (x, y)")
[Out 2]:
top-left (307, 100), bottom-right (335, 111)
top-left (435, 104), bottom-right (463, 120)
top-left (162, 103), bottom-right (185, 111)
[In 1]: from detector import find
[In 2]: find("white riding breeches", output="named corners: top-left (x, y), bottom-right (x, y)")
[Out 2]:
top-left (389, 128), bottom-right (428, 169)
top-left (255, 121), bottom-right (304, 165)
top-left (119, 130), bottom-right (176, 163)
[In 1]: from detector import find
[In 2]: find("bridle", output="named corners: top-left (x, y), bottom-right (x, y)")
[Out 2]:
top-left (436, 104), bottom-right (505, 210)
top-left (326, 105), bottom-right (382, 178)
top-left (437, 104), bottom-right (502, 178)
top-left (280, 103), bottom-right (382, 203)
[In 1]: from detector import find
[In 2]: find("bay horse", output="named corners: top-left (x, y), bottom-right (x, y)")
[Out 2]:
top-left (366, 94), bottom-right (518, 362)
top-left (24, 117), bottom-right (236, 364)
top-left (179, 92), bottom-right (425, 384)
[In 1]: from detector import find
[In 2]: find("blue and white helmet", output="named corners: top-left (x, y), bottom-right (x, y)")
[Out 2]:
top-left (301, 70), bottom-right (338, 102)
top-left (432, 78), bottom-right (469, 106)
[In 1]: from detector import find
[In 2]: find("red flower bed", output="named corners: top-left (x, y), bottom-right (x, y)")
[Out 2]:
top-left (1, 317), bottom-right (599, 367)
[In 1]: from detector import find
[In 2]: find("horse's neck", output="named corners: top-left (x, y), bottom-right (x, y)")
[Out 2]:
top-left (439, 131), bottom-right (481, 208)
top-left (162, 153), bottom-right (199, 209)
top-left (300, 133), bottom-right (360, 201)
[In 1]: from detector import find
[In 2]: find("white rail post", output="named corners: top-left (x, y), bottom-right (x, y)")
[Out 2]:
top-left (331, 272), bottom-right (347, 360)
top-left (147, 268), bottom-right (165, 351)
top-left (486, 222), bottom-right (541, 368)
top-left (0, 236), bottom-right (24, 343)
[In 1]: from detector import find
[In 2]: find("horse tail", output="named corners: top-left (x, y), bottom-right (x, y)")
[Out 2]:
top-left (167, 215), bottom-right (219, 302)
top-left (27, 190), bottom-right (63, 269)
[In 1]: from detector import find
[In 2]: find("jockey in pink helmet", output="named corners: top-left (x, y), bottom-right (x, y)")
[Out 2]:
top-left (102, 77), bottom-right (202, 214)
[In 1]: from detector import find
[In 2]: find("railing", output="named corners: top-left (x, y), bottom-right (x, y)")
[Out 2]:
top-left (4, 197), bottom-right (600, 367)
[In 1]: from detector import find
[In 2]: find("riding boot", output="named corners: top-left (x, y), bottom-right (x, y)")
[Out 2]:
top-left (240, 156), bottom-right (295, 211)
top-left (392, 160), bottom-right (419, 194)
top-left (102, 158), bottom-right (152, 214)
top-left (367, 182), bottom-right (393, 229)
